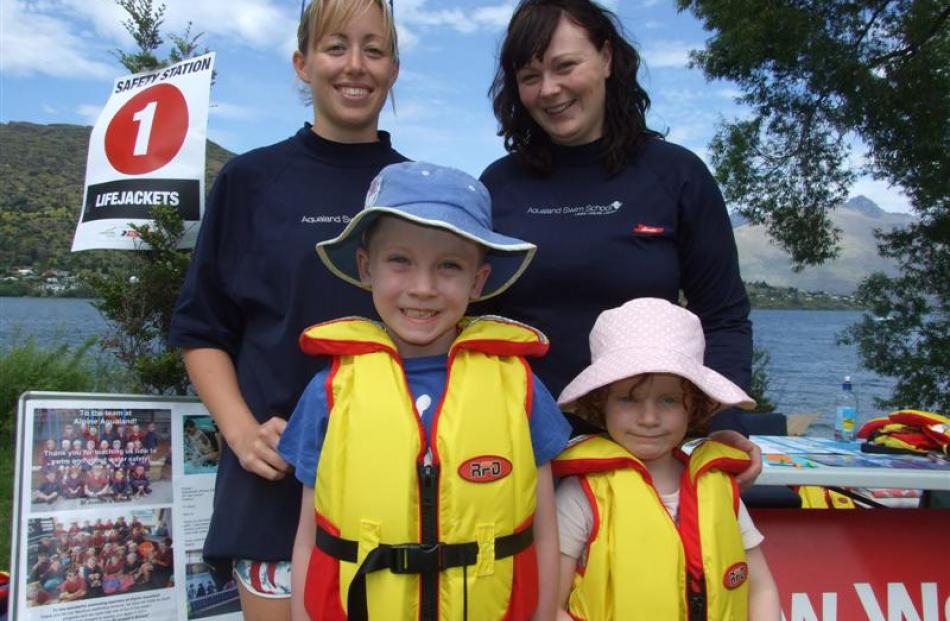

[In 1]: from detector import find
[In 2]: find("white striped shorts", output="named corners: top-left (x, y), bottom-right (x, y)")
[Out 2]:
top-left (233, 559), bottom-right (292, 599)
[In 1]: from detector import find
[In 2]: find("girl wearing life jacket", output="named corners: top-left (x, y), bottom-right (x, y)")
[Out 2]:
top-left (552, 298), bottom-right (780, 621)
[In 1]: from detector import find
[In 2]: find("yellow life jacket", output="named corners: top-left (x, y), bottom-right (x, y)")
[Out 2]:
top-left (795, 486), bottom-right (856, 509)
top-left (299, 316), bottom-right (546, 621)
top-left (552, 436), bottom-right (751, 621)
top-left (858, 410), bottom-right (950, 455)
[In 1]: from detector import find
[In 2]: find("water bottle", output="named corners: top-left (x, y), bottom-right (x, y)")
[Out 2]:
top-left (834, 376), bottom-right (858, 441)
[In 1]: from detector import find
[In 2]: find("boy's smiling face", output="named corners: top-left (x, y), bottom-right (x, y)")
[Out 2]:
top-left (357, 216), bottom-right (491, 358)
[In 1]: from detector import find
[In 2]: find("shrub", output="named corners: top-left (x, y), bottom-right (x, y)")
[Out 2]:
top-left (0, 337), bottom-right (131, 571)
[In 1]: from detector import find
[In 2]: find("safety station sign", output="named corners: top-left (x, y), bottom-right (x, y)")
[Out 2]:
top-left (72, 52), bottom-right (215, 251)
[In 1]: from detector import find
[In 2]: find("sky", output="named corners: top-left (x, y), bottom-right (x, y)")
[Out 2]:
top-left (1, 0), bottom-right (911, 213)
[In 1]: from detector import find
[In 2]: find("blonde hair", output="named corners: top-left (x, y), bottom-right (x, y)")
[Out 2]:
top-left (297, 0), bottom-right (398, 63)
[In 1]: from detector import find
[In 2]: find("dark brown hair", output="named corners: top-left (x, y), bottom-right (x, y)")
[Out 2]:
top-left (575, 374), bottom-right (719, 437)
top-left (489, 0), bottom-right (660, 175)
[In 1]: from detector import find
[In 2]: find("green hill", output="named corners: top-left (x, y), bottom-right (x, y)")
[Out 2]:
top-left (0, 122), bottom-right (868, 308)
top-left (0, 122), bottom-right (234, 293)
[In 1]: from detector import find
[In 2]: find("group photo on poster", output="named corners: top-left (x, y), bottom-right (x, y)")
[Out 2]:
top-left (24, 508), bottom-right (174, 608)
top-left (30, 408), bottom-right (172, 509)
top-left (12, 394), bottom-right (240, 620)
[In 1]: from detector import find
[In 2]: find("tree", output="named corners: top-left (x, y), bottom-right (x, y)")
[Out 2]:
top-left (88, 0), bottom-right (211, 394)
top-left (678, 0), bottom-right (948, 412)
top-left (113, 0), bottom-right (209, 74)
top-left (87, 206), bottom-right (192, 394)
top-left (748, 348), bottom-right (777, 414)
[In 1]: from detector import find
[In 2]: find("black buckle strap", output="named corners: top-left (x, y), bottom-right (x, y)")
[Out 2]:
top-left (687, 574), bottom-right (708, 621)
top-left (315, 526), bottom-right (534, 620)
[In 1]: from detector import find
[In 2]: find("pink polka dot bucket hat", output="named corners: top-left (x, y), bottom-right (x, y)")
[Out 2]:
top-left (557, 298), bottom-right (756, 413)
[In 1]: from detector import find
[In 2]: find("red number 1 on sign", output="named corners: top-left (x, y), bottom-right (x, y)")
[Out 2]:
top-left (105, 83), bottom-right (189, 175)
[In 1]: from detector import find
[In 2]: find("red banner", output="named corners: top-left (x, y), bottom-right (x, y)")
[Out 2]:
top-left (752, 509), bottom-right (949, 620)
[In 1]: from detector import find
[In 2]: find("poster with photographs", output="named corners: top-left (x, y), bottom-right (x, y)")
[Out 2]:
top-left (11, 392), bottom-right (241, 621)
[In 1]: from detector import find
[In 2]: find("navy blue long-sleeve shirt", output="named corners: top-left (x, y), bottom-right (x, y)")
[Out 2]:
top-left (476, 138), bottom-right (751, 432)
top-left (169, 125), bottom-right (407, 563)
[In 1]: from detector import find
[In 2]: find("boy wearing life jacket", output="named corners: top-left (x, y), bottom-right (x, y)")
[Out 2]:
top-left (279, 162), bottom-right (571, 621)
top-left (552, 298), bottom-right (780, 621)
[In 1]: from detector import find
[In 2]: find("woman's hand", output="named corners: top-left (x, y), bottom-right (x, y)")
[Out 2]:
top-left (709, 429), bottom-right (762, 489)
top-left (230, 416), bottom-right (290, 481)
top-left (183, 348), bottom-right (291, 481)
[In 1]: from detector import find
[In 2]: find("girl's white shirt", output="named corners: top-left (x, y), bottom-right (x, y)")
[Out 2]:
top-left (555, 475), bottom-right (764, 560)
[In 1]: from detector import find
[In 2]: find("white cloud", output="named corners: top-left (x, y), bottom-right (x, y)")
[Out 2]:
top-left (843, 137), bottom-right (910, 213)
top-left (0, 0), bottom-right (115, 79)
top-left (849, 177), bottom-right (911, 214)
top-left (470, 4), bottom-right (515, 29)
top-left (209, 101), bottom-right (258, 120)
top-left (158, 0), bottom-right (293, 49)
top-left (75, 103), bottom-right (103, 124)
top-left (396, 23), bottom-right (420, 51)
top-left (396, 1), bottom-right (514, 36)
top-left (1, 0), bottom-right (298, 82)
top-left (716, 87), bottom-right (742, 100)
top-left (66, 0), bottom-right (294, 51)
top-left (641, 40), bottom-right (695, 69)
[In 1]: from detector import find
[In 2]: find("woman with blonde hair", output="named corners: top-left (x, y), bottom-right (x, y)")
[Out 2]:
top-left (170, 1), bottom-right (406, 617)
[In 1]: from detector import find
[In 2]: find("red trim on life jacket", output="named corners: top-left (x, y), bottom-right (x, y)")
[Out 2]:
top-left (690, 457), bottom-right (750, 482)
top-left (677, 463), bottom-right (705, 612)
top-left (421, 348), bottom-right (448, 618)
top-left (501, 514), bottom-right (539, 621)
top-left (552, 457), bottom-right (646, 479)
top-left (453, 338), bottom-right (549, 359)
top-left (299, 318), bottom-right (398, 357)
top-left (307, 512), bottom-right (346, 621)
top-left (888, 430), bottom-right (937, 449)
top-left (315, 511), bottom-right (339, 535)
top-left (731, 477), bottom-right (740, 516)
top-left (520, 357), bottom-right (534, 421)
top-left (300, 336), bottom-right (398, 358)
top-left (891, 410), bottom-right (948, 426)
top-left (430, 348), bottom-right (455, 469)
top-left (324, 357), bottom-right (340, 416)
top-left (857, 417), bottom-right (890, 438)
top-left (577, 476), bottom-right (599, 578)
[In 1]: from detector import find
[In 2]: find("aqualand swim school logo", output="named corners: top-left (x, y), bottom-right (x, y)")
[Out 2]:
top-left (300, 214), bottom-right (353, 224)
top-left (525, 200), bottom-right (622, 217)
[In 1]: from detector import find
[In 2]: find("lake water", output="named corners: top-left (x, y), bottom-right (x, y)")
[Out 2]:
top-left (1, 297), bottom-right (896, 436)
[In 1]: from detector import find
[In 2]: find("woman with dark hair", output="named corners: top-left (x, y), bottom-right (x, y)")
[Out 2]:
top-left (480, 0), bottom-right (761, 478)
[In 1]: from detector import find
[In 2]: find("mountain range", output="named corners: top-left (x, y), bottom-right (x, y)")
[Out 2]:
top-left (0, 122), bottom-right (912, 296)
top-left (732, 196), bottom-right (913, 295)
top-left (0, 122), bottom-right (233, 279)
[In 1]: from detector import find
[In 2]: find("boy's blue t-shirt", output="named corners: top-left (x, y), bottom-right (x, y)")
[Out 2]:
top-left (279, 353), bottom-right (571, 487)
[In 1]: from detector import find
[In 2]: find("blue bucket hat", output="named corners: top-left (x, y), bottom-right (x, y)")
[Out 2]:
top-left (316, 161), bottom-right (536, 301)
